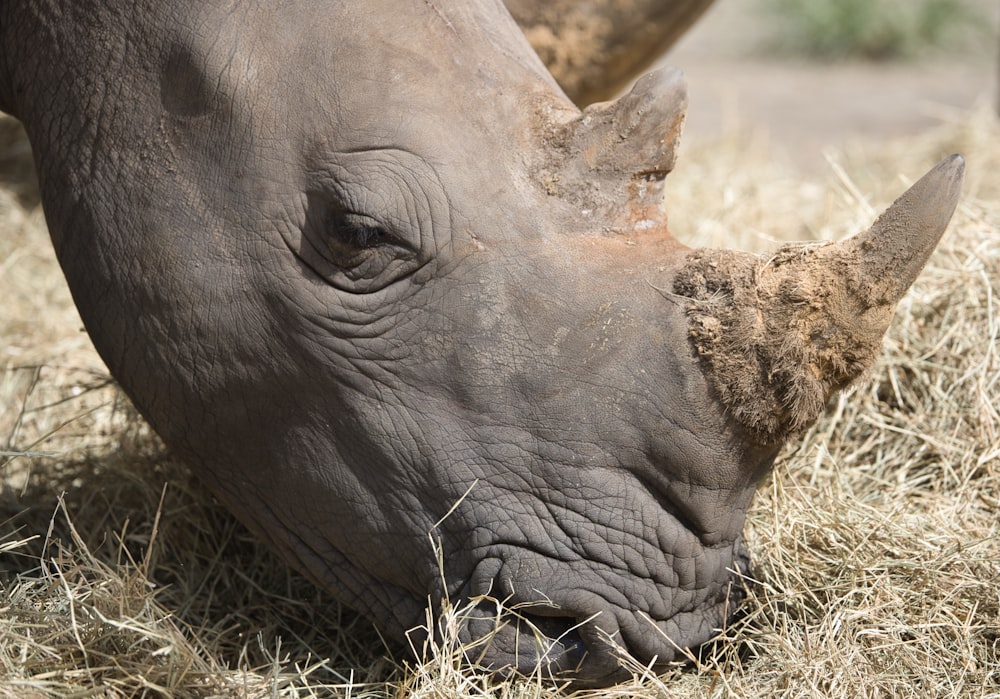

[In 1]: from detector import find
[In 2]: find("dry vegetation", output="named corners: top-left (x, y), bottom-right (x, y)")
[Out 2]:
top-left (1, 106), bottom-right (998, 697)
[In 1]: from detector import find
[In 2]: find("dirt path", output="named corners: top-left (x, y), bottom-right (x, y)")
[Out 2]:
top-left (661, 1), bottom-right (998, 172)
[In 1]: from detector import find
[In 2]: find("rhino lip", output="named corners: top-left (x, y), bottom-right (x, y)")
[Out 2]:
top-left (509, 609), bottom-right (589, 671)
top-left (458, 596), bottom-right (626, 682)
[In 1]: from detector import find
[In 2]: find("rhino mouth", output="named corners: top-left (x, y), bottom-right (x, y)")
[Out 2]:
top-left (457, 596), bottom-right (623, 683)
top-left (438, 505), bottom-right (756, 685)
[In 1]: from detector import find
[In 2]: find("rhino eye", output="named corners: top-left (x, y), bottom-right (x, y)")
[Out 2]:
top-left (329, 211), bottom-right (392, 251)
top-left (294, 148), bottom-right (443, 293)
top-left (298, 205), bottom-right (423, 292)
top-left (345, 224), bottom-right (387, 249)
top-left (322, 211), bottom-right (407, 269)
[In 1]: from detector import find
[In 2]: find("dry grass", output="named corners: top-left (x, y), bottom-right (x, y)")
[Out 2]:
top-left (1, 107), bottom-right (998, 697)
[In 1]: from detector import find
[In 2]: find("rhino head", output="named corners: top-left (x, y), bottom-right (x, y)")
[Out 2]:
top-left (0, 0), bottom-right (963, 684)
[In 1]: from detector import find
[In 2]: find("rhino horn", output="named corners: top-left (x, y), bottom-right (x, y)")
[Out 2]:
top-left (570, 66), bottom-right (687, 178)
top-left (551, 67), bottom-right (687, 217)
top-left (840, 153), bottom-right (966, 306)
top-left (675, 155), bottom-right (965, 444)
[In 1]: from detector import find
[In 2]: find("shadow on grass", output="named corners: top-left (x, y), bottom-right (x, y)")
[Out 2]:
top-left (0, 368), bottom-right (397, 693)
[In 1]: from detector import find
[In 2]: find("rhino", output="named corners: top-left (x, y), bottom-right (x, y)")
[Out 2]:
top-left (0, 0), bottom-right (964, 685)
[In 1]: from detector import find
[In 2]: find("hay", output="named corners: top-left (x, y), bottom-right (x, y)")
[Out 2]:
top-left (1, 108), bottom-right (998, 697)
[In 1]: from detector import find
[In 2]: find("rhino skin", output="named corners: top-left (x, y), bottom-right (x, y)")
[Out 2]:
top-left (0, 0), bottom-right (963, 685)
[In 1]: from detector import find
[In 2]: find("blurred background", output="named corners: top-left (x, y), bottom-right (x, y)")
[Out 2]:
top-left (661, 0), bottom-right (998, 171)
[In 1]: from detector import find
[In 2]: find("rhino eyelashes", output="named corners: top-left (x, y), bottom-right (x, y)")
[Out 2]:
top-left (328, 211), bottom-right (393, 252)
top-left (343, 223), bottom-right (389, 249)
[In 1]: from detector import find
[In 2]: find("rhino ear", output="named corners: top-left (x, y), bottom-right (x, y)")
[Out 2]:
top-left (675, 155), bottom-right (965, 443)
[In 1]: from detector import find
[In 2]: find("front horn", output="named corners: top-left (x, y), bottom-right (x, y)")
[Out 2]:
top-left (674, 154), bottom-right (966, 444)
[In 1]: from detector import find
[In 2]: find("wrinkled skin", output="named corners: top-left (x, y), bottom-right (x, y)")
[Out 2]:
top-left (0, 0), bottom-right (963, 685)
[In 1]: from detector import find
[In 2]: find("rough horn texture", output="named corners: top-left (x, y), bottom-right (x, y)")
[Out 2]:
top-left (674, 155), bottom-right (966, 443)
top-left (506, 0), bottom-right (718, 104)
top-left (542, 67), bottom-right (688, 220)
top-left (844, 154), bottom-right (966, 306)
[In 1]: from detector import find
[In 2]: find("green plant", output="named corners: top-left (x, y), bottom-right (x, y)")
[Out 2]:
top-left (762, 0), bottom-right (978, 60)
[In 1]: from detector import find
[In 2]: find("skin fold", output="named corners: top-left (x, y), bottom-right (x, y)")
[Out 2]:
top-left (0, 0), bottom-right (963, 684)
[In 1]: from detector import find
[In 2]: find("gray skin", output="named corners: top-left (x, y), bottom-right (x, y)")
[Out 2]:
top-left (0, 0), bottom-right (963, 684)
